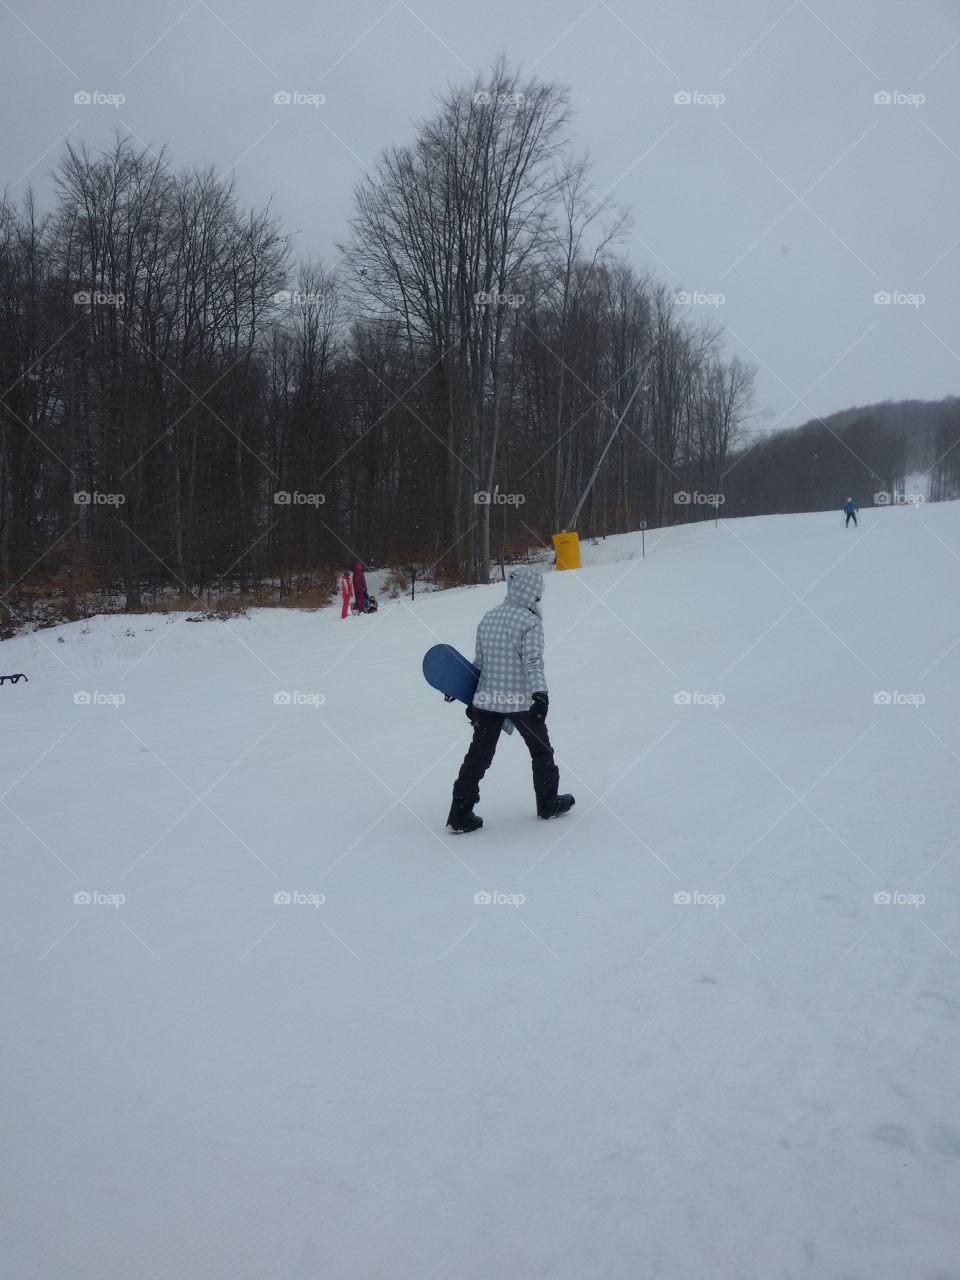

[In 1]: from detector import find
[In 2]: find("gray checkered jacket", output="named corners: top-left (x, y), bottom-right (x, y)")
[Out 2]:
top-left (472, 566), bottom-right (547, 714)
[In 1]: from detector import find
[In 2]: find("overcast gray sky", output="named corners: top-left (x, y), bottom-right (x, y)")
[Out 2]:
top-left (2, 0), bottom-right (958, 432)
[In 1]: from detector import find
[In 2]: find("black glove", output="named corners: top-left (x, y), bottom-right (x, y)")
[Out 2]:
top-left (466, 704), bottom-right (477, 722)
top-left (530, 691), bottom-right (549, 724)
top-left (443, 693), bottom-right (455, 702)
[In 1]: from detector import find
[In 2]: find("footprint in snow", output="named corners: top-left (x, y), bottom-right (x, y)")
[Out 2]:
top-left (869, 1123), bottom-right (910, 1149)
top-left (919, 989), bottom-right (959, 1019)
top-left (928, 1125), bottom-right (960, 1160)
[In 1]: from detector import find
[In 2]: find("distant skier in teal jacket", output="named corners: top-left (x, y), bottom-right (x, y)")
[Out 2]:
top-left (844, 497), bottom-right (858, 528)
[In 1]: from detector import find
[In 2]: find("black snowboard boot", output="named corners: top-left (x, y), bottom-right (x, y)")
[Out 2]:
top-left (446, 799), bottom-right (483, 834)
top-left (537, 793), bottom-right (575, 820)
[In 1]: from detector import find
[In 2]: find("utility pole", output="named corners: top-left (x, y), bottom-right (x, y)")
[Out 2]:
top-left (566, 352), bottom-right (655, 532)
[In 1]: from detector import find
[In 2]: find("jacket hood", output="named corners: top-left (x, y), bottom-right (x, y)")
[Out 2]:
top-left (505, 565), bottom-right (543, 612)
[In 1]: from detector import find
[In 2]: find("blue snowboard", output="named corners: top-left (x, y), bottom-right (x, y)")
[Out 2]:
top-left (422, 644), bottom-right (514, 734)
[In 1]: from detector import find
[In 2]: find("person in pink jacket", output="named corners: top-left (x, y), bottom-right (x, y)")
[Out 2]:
top-left (352, 561), bottom-right (367, 614)
top-left (340, 571), bottom-right (352, 619)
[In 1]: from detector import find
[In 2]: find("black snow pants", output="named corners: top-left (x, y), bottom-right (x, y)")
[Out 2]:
top-left (452, 708), bottom-right (560, 810)
top-left (845, 511), bottom-right (857, 527)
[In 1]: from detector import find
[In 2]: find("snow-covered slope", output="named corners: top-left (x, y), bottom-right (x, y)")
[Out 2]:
top-left (3, 504), bottom-right (960, 1278)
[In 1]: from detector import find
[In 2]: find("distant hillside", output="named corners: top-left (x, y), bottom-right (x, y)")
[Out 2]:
top-left (721, 397), bottom-right (960, 516)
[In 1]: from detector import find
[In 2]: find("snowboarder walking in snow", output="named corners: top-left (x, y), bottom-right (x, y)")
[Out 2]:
top-left (447, 565), bottom-right (574, 834)
top-left (352, 561), bottom-right (368, 614)
top-left (340, 571), bottom-right (352, 619)
top-left (844, 497), bottom-right (859, 528)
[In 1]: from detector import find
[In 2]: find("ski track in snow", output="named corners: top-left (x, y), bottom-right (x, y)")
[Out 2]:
top-left (2, 504), bottom-right (960, 1278)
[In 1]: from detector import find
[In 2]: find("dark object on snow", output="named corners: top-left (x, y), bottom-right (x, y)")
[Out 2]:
top-left (538, 793), bottom-right (575, 820)
top-left (0, 673), bottom-right (28, 686)
top-left (446, 799), bottom-right (483, 834)
top-left (363, 594), bottom-right (378, 614)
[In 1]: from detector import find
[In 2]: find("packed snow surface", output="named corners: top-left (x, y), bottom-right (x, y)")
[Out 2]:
top-left (2, 504), bottom-right (959, 1278)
